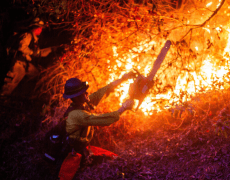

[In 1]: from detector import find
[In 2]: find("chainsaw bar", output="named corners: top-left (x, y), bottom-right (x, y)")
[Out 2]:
top-left (130, 40), bottom-right (171, 111)
top-left (141, 40), bottom-right (171, 94)
top-left (149, 40), bottom-right (171, 80)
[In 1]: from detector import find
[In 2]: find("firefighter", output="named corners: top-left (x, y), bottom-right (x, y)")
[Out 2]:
top-left (63, 74), bottom-right (135, 166)
top-left (1, 17), bottom-right (53, 96)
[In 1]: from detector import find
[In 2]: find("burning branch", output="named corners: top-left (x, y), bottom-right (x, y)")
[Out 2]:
top-left (179, 0), bottom-right (226, 41)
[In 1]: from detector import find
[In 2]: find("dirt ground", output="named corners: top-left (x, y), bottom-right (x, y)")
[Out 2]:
top-left (1, 96), bottom-right (230, 180)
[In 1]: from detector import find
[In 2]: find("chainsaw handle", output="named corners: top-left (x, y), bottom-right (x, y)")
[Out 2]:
top-left (129, 74), bottom-right (152, 99)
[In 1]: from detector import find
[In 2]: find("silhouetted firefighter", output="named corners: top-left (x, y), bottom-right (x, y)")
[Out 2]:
top-left (1, 18), bottom-right (54, 96)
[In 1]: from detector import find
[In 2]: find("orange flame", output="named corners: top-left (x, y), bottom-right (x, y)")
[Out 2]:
top-left (106, 2), bottom-right (230, 115)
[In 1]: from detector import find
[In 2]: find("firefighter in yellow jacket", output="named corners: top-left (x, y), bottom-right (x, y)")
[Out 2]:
top-left (1, 18), bottom-right (52, 96)
top-left (63, 74), bottom-right (135, 165)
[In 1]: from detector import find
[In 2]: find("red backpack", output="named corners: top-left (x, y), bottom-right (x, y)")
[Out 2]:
top-left (58, 146), bottom-right (118, 180)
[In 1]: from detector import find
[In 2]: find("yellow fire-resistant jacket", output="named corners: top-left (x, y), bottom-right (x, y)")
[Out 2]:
top-left (66, 84), bottom-right (120, 144)
top-left (19, 32), bottom-right (52, 61)
top-left (18, 32), bottom-right (37, 61)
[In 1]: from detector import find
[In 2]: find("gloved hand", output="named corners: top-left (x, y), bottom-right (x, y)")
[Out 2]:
top-left (121, 71), bottom-right (137, 81)
top-left (118, 99), bottom-right (134, 114)
top-left (111, 71), bottom-right (137, 88)
top-left (33, 47), bottom-right (41, 57)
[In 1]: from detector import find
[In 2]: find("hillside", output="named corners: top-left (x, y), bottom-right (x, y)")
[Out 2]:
top-left (1, 88), bottom-right (230, 179)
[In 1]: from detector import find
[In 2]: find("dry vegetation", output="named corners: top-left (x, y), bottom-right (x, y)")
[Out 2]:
top-left (35, 0), bottom-right (230, 145)
top-left (1, 0), bottom-right (230, 179)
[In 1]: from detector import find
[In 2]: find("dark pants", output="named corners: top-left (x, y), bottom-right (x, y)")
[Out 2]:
top-left (69, 139), bottom-right (112, 168)
top-left (69, 138), bottom-right (89, 167)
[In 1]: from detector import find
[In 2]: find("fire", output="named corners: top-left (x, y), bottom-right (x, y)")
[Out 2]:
top-left (107, 26), bottom-right (230, 115)
top-left (206, 2), bottom-right (213, 7)
top-left (38, 0), bottom-right (230, 119)
top-left (102, 0), bottom-right (230, 115)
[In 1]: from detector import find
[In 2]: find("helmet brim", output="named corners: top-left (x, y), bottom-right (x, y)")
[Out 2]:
top-left (63, 86), bottom-right (88, 99)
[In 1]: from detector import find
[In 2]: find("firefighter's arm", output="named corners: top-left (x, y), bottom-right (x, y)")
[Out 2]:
top-left (40, 47), bottom-right (52, 57)
top-left (69, 100), bottom-right (134, 126)
top-left (89, 84), bottom-right (113, 106)
top-left (110, 71), bottom-right (136, 89)
top-left (69, 110), bottom-right (120, 126)
top-left (89, 72), bottom-right (136, 106)
top-left (18, 33), bottom-right (33, 61)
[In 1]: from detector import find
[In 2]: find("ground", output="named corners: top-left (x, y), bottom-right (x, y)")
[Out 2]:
top-left (0, 96), bottom-right (230, 180)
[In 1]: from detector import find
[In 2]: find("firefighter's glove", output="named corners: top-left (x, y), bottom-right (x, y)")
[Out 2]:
top-left (118, 99), bottom-right (134, 115)
top-left (121, 71), bottom-right (137, 81)
top-left (33, 47), bottom-right (41, 57)
top-left (111, 71), bottom-right (136, 88)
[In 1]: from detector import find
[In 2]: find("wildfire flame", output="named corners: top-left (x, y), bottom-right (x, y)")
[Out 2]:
top-left (107, 14), bottom-right (230, 115)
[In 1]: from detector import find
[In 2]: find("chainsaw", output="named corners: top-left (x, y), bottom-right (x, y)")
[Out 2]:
top-left (129, 40), bottom-right (172, 110)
